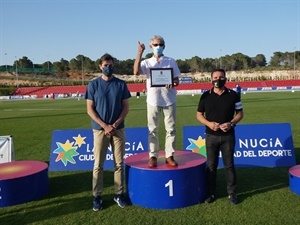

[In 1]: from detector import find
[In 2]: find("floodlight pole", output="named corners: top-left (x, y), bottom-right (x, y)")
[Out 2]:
top-left (294, 48), bottom-right (296, 79)
top-left (47, 55), bottom-right (49, 70)
top-left (81, 55), bottom-right (84, 85)
top-left (32, 59), bottom-right (35, 76)
top-left (15, 56), bottom-right (18, 88)
top-left (5, 53), bottom-right (7, 71)
top-left (219, 49), bottom-right (222, 68)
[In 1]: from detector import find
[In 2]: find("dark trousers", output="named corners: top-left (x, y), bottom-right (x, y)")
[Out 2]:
top-left (205, 133), bottom-right (236, 196)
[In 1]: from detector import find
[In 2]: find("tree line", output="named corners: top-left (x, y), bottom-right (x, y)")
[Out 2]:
top-left (0, 51), bottom-right (299, 77)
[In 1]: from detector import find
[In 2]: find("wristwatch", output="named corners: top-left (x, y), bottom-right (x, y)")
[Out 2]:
top-left (230, 122), bottom-right (236, 128)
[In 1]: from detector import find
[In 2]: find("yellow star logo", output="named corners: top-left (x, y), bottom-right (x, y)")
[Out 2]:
top-left (73, 134), bottom-right (86, 147)
top-left (186, 136), bottom-right (207, 156)
top-left (194, 136), bottom-right (205, 147)
top-left (60, 140), bottom-right (75, 150)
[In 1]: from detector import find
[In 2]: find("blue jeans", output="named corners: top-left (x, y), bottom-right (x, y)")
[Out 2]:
top-left (205, 133), bottom-right (236, 195)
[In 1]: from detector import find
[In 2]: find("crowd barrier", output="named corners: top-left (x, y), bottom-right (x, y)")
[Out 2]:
top-left (1, 85), bottom-right (299, 100)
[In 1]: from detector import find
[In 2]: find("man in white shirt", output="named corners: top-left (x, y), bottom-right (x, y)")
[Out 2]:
top-left (133, 35), bottom-right (180, 168)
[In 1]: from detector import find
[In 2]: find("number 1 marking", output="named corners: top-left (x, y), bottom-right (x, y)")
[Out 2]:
top-left (165, 180), bottom-right (174, 197)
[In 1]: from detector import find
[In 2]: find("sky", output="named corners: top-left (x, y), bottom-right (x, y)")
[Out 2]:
top-left (0, 0), bottom-right (299, 66)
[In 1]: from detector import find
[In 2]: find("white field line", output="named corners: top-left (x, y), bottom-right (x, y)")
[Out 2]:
top-left (3, 108), bottom-right (83, 111)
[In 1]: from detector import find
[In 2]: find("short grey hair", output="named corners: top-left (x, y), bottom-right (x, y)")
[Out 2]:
top-left (150, 35), bottom-right (165, 45)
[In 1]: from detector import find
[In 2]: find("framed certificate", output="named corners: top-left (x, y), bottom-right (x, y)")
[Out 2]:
top-left (150, 68), bottom-right (174, 87)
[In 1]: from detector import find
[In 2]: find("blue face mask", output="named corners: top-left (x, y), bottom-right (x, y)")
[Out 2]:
top-left (152, 46), bottom-right (164, 55)
top-left (102, 65), bottom-right (114, 77)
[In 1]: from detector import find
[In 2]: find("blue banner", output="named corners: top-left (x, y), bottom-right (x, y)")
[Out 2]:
top-left (49, 127), bottom-right (148, 171)
top-left (183, 123), bottom-right (296, 167)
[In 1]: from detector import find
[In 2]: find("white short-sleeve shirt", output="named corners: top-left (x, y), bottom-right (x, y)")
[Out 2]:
top-left (140, 56), bottom-right (180, 107)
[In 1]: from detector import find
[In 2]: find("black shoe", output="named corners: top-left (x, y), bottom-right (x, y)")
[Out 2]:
top-left (93, 196), bottom-right (102, 211)
top-left (228, 193), bottom-right (238, 205)
top-left (204, 195), bottom-right (215, 204)
top-left (114, 194), bottom-right (127, 208)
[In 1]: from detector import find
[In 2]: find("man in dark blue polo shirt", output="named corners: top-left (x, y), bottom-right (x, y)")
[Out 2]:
top-left (86, 53), bottom-right (131, 211)
top-left (197, 69), bottom-right (244, 205)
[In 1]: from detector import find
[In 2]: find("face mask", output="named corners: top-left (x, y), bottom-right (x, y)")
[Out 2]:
top-left (152, 46), bottom-right (164, 55)
top-left (212, 79), bottom-right (226, 88)
top-left (102, 65), bottom-right (114, 77)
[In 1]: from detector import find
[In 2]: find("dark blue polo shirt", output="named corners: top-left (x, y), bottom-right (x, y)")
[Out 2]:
top-left (85, 76), bottom-right (131, 130)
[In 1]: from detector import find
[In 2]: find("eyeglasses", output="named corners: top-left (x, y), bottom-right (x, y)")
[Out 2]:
top-left (152, 43), bottom-right (164, 47)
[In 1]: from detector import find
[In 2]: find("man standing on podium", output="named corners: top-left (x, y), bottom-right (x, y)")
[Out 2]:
top-left (133, 35), bottom-right (180, 168)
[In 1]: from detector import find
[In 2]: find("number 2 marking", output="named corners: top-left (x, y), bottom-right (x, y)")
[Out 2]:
top-left (165, 180), bottom-right (174, 197)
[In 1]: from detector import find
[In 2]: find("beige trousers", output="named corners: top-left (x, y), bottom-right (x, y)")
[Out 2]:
top-left (92, 129), bottom-right (125, 197)
top-left (147, 103), bottom-right (176, 158)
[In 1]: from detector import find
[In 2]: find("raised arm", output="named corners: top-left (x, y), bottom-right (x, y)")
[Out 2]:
top-left (133, 41), bottom-right (145, 75)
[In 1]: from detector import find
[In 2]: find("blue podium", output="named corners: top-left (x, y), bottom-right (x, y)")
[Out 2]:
top-left (0, 161), bottom-right (49, 208)
top-left (125, 150), bottom-right (207, 209)
top-left (289, 165), bottom-right (300, 196)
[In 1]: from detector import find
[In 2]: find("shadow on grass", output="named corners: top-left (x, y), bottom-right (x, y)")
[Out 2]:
top-left (295, 147), bottom-right (300, 164)
top-left (215, 166), bottom-right (291, 203)
top-left (0, 194), bottom-right (117, 224)
top-left (0, 170), bottom-right (117, 224)
top-left (47, 170), bottom-right (115, 197)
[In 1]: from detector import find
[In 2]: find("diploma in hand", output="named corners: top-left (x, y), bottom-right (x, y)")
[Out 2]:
top-left (150, 68), bottom-right (174, 87)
